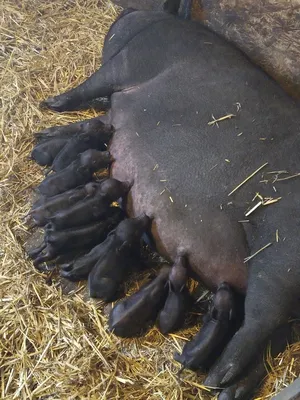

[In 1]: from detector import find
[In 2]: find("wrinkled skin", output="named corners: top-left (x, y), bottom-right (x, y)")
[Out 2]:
top-left (190, 0), bottom-right (300, 100)
top-left (113, 0), bottom-right (300, 100)
top-left (32, 9), bottom-right (300, 400)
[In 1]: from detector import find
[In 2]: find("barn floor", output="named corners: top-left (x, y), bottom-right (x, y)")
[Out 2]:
top-left (1, 1), bottom-right (299, 399)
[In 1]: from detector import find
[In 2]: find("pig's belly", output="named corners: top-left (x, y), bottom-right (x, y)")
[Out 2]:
top-left (108, 92), bottom-right (248, 294)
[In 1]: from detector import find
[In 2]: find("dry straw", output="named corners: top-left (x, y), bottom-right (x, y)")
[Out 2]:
top-left (0, 0), bottom-right (299, 399)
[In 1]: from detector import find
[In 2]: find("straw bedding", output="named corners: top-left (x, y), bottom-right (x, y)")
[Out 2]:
top-left (1, 0), bottom-right (299, 398)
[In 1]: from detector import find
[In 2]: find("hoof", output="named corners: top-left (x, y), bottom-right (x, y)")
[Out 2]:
top-left (59, 269), bottom-right (81, 282)
top-left (204, 326), bottom-right (253, 387)
top-left (40, 96), bottom-right (68, 112)
top-left (60, 263), bottom-right (73, 272)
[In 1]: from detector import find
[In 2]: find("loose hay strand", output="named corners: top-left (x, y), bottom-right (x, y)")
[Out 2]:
top-left (208, 113), bottom-right (235, 126)
top-left (244, 242), bottom-right (273, 263)
top-left (0, 1), bottom-right (299, 399)
top-left (228, 162), bottom-right (268, 196)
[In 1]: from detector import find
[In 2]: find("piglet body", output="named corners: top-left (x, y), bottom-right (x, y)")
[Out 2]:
top-left (109, 266), bottom-right (171, 337)
top-left (88, 215), bottom-right (151, 302)
top-left (30, 182), bottom-right (100, 226)
top-left (37, 149), bottom-right (111, 197)
top-left (52, 126), bottom-right (113, 171)
top-left (46, 207), bottom-right (125, 252)
top-left (31, 138), bottom-right (68, 166)
top-left (60, 234), bottom-right (115, 281)
top-left (31, 207), bottom-right (125, 267)
top-left (157, 254), bottom-right (191, 334)
top-left (50, 179), bottom-right (129, 229)
top-left (34, 116), bottom-right (108, 142)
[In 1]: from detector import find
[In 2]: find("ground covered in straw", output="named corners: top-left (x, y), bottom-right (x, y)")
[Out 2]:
top-left (1, 0), bottom-right (299, 399)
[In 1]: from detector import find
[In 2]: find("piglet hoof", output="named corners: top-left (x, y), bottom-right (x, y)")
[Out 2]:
top-left (59, 268), bottom-right (81, 282)
top-left (24, 215), bottom-right (36, 230)
top-left (33, 259), bottom-right (46, 270)
top-left (27, 243), bottom-right (46, 260)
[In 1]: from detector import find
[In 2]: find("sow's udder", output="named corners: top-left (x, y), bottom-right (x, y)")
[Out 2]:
top-left (109, 127), bottom-right (248, 294)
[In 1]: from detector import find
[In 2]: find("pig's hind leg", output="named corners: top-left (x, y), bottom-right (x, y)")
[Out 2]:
top-left (217, 324), bottom-right (291, 400)
top-left (204, 270), bottom-right (297, 391)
